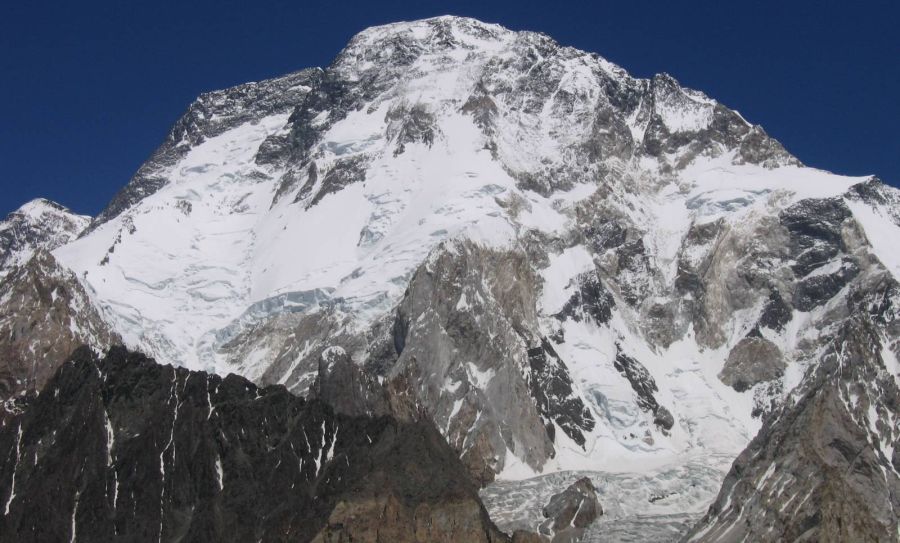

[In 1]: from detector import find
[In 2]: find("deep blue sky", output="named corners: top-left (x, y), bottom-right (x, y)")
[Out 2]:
top-left (2, 0), bottom-right (898, 217)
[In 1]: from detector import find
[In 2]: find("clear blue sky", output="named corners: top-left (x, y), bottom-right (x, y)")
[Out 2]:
top-left (1, 0), bottom-right (898, 217)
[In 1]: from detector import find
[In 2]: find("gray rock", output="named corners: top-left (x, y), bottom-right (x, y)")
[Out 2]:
top-left (525, 339), bottom-right (596, 447)
top-left (757, 289), bottom-right (793, 332)
top-left (718, 336), bottom-right (785, 391)
top-left (793, 258), bottom-right (860, 311)
top-left (538, 477), bottom-right (602, 541)
top-left (0, 251), bottom-right (119, 404)
top-left (309, 346), bottom-right (393, 418)
top-left (305, 154), bottom-right (368, 207)
top-left (781, 197), bottom-right (851, 277)
top-left (378, 240), bottom-right (565, 483)
top-left (512, 531), bottom-right (549, 543)
top-left (461, 82), bottom-right (499, 136)
top-left (217, 309), bottom-right (359, 394)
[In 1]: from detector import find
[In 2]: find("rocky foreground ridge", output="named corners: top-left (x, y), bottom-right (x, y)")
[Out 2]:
top-left (0, 347), bottom-right (508, 542)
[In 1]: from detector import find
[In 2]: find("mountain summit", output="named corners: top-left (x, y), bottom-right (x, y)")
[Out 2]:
top-left (2, 16), bottom-right (899, 541)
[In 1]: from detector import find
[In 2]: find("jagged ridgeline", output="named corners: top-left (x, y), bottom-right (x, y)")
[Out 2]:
top-left (1, 15), bottom-right (899, 542)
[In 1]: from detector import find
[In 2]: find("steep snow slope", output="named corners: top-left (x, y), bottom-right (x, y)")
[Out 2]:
top-left (33, 15), bottom-right (900, 537)
top-left (56, 113), bottom-right (295, 371)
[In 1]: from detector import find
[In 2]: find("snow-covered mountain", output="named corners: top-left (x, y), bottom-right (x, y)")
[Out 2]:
top-left (3, 16), bottom-right (900, 541)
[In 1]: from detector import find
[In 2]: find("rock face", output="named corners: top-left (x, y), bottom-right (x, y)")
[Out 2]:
top-left (686, 313), bottom-right (900, 541)
top-left (309, 345), bottom-right (395, 418)
top-left (538, 477), bottom-right (602, 542)
top-left (4, 15), bottom-right (900, 540)
top-left (0, 346), bottom-right (508, 543)
top-left (718, 336), bottom-right (785, 391)
top-left (364, 240), bottom-right (592, 483)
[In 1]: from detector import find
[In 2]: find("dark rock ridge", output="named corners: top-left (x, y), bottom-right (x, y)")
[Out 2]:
top-left (779, 196), bottom-right (865, 316)
top-left (525, 338), bottom-right (596, 447)
top-left (308, 344), bottom-right (424, 423)
top-left (554, 270), bottom-right (615, 325)
top-left (0, 346), bottom-right (508, 542)
top-left (613, 347), bottom-right (674, 432)
top-left (758, 289), bottom-right (792, 332)
top-left (386, 102), bottom-right (438, 155)
top-left (303, 154), bottom-right (368, 208)
top-left (781, 198), bottom-right (851, 278)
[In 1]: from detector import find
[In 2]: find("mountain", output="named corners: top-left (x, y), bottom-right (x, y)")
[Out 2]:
top-left (3, 15), bottom-right (900, 541)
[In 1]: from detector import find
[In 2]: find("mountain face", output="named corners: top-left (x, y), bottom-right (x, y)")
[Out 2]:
top-left (3, 15), bottom-right (900, 541)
